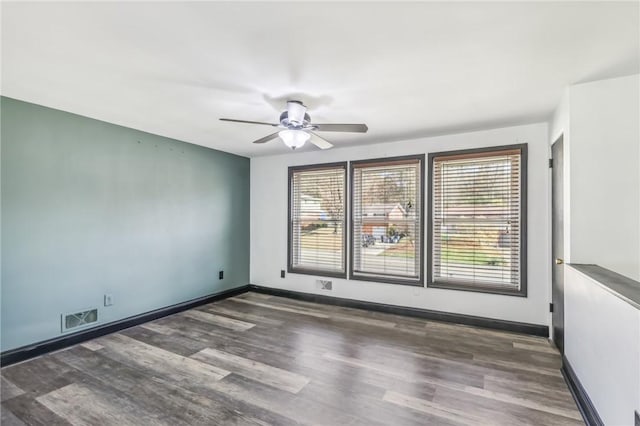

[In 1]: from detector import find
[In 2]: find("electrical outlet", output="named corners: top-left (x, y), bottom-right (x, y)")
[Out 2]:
top-left (281, 270), bottom-right (285, 278)
top-left (219, 270), bottom-right (224, 280)
top-left (104, 294), bottom-right (113, 307)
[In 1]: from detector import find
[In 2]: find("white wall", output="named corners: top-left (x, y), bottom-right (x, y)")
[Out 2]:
top-left (564, 266), bottom-right (640, 425)
top-left (570, 75), bottom-right (640, 280)
top-left (550, 88), bottom-right (570, 145)
top-left (551, 75), bottom-right (640, 280)
top-left (550, 74), bottom-right (640, 423)
top-left (251, 123), bottom-right (550, 325)
top-left (550, 89), bottom-right (571, 264)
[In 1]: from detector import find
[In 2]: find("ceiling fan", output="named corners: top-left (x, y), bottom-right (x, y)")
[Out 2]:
top-left (220, 100), bottom-right (368, 150)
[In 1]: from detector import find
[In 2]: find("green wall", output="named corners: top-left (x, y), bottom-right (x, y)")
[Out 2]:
top-left (0, 97), bottom-right (250, 351)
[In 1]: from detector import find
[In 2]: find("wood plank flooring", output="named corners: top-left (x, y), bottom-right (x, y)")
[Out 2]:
top-left (0, 292), bottom-right (583, 425)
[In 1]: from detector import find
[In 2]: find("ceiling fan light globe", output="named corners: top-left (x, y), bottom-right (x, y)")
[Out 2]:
top-left (279, 129), bottom-right (310, 150)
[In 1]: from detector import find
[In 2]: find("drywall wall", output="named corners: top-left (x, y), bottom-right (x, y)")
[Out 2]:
top-left (551, 75), bottom-right (640, 280)
top-left (550, 75), bottom-right (640, 421)
top-left (569, 74), bottom-right (640, 280)
top-left (251, 123), bottom-right (550, 325)
top-left (1, 97), bottom-right (250, 351)
top-left (564, 266), bottom-right (639, 425)
top-left (549, 88), bottom-right (570, 145)
top-left (549, 89), bottom-right (571, 264)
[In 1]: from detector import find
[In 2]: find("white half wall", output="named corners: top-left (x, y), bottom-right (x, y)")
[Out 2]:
top-left (251, 123), bottom-right (550, 326)
top-left (564, 266), bottom-right (640, 425)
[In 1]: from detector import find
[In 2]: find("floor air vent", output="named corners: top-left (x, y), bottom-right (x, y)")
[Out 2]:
top-left (62, 308), bottom-right (98, 332)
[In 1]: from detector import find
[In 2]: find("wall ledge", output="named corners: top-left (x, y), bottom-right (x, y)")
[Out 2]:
top-left (568, 264), bottom-right (640, 310)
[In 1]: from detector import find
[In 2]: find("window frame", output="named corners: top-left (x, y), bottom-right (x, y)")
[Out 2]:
top-left (287, 161), bottom-right (348, 279)
top-left (426, 144), bottom-right (528, 297)
top-left (349, 154), bottom-right (425, 286)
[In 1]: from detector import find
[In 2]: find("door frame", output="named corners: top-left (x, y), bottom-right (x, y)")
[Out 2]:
top-left (550, 134), bottom-right (564, 352)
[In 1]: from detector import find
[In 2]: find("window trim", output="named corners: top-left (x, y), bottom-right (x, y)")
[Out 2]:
top-left (349, 154), bottom-right (425, 286)
top-left (426, 144), bottom-right (528, 297)
top-left (287, 161), bottom-right (348, 279)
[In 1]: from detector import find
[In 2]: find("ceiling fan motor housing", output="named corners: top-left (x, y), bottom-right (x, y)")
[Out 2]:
top-left (279, 111), bottom-right (311, 129)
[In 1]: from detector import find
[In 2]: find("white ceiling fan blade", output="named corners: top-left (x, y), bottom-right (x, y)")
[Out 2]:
top-left (252, 132), bottom-right (280, 144)
top-left (309, 132), bottom-right (333, 150)
top-left (313, 123), bottom-right (368, 133)
top-left (220, 118), bottom-right (279, 127)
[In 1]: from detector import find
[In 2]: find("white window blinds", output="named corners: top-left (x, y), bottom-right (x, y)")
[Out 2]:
top-left (289, 163), bottom-right (346, 277)
top-left (351, 156), bottom-right (423, 284)
top-left (430, 146), bottom-right (526, 295)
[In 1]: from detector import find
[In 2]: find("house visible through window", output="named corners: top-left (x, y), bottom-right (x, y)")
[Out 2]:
top-left (428, 145), bottom-right (527, 296)
top-left (351, 155), bottom-right (424, 285)
top-left (288, 162), bottom-right (347, 277)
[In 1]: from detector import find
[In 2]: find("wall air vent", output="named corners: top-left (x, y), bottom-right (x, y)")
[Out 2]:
top-left (61, 308), bottom-right (98, 333)
top-left (316, 280), bottom-right (332, 290)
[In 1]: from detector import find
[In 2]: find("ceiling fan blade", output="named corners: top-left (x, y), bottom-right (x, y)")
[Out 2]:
top-left (220, 118), bottom-right (279, 127)
top-left (312, 123), bottom-right (368, 133)
top-left (309, 132), bottom-right (333, 150)
top-left (252, 132), bottom-right (280, 144)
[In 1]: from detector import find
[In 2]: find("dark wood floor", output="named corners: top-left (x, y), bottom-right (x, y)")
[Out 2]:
top-left (1, 292), bottom-right (582, 425)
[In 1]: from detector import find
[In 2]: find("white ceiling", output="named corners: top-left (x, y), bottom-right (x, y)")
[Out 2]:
top-left (2, 2), bottom-right (638, 157)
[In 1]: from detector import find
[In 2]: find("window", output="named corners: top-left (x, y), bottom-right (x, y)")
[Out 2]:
top-left (288, 162), bottom-right (347, 277)
top-left (350, 155), bottom-right (424, 285)
top-left (428, 144), bottom-right (527, 296)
